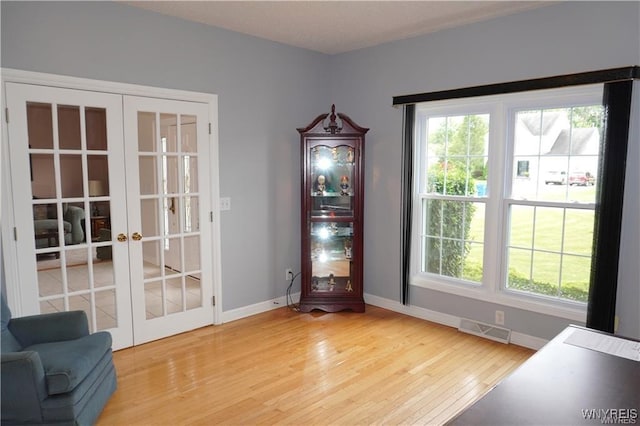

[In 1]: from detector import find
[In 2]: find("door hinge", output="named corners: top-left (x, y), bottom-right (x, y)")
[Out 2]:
top-left (210, 211), bottom-right (213, 222)
top-left (5, 108), bottom-right (8, 124)
top-left (13, 227), bottom-right (17, 241)
top-left (212, 296), bottom-right (216, 306)
top-left (208, 123), bottom-right (212, 134)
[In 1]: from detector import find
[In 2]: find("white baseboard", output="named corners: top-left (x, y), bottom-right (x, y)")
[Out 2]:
top-left (222, 292), bottom-right (547, 350)
top-left (222, 292), bottom-right (300, 323)
top-left (364, 293), bottom-right (460, 328)
top-left (364, 293), bottom-right (548, 350)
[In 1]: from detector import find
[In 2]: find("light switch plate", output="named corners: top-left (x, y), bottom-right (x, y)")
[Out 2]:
top-left (220, 197), bottom-right (231, 211)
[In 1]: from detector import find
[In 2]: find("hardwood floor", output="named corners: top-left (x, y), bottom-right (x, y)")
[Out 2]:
top-left (97, 305), bottom-right (534, 425)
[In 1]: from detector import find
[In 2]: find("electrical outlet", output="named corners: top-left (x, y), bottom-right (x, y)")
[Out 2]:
top-left (495, 310), bottom-right (505, 325)
top-left (286, 268), bottom-right (293, 281)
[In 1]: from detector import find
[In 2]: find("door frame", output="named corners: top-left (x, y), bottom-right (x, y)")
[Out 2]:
top-left (1, 68), bottom-right (223, 326)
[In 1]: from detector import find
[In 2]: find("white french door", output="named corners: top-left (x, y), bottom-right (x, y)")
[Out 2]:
top-left (5, 83), bottom-right (134, 348)
top-left (123, 96), bottom-right (213, 345)
top-left (4, 81), bottom-right (215, 349)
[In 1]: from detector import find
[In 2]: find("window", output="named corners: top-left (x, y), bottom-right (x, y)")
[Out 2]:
top-left (412, 86), bottom-right (604, 315)
top-left (418, 113), bottom-right (489, 283)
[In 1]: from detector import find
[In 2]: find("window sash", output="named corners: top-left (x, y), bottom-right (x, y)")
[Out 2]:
top-left (411, 85), bottom-right (607, 314)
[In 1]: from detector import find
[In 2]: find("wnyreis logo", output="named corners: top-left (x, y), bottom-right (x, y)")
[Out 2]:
top-left (582, 409), bottom-right (638, 424)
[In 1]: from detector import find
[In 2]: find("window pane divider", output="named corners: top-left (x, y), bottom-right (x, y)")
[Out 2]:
top-left (506, 198), bottom-right (595, 210)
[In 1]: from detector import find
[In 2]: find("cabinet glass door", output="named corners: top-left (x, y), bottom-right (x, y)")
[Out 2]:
top-left (310, 221), bottom-right (354, 293)
top-left (309, 145), bottom-right (355, 217)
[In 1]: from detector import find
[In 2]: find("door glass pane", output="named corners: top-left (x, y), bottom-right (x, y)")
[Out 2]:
top-left (164, 197), bottom-right (181, 235)
top-left (41, 298), bottom-right (64, 315)
top-left (27, 102), bottom-right (53, 149)
top-left (86, 107), bottom-right (108, 150)
top-left (38, 267), bottom-right (63, 297)
top-left (142, 240), bottom-right (163, 279)
top-left (95, 289), bottom-right (116, 330)
top-left (144, 281), bottom-right (163, 319)
top-left (87, 155), bottom-right (109, 196)
top-left (186, 275), bottom-right (201, 310)
top-left (31, 154), bottom-right (56, 198)
top-left (34, 202), bottom-right (63, 251)
top-left (139, 156), bottom-right (158, 195)
top-left (138, 112), bottom-right (157, 152)
top-left (164, 156), bottom-right (179, 194)
top-left (181, 115), bottom-right (197, 153)
top-left (69, 294), bottom-right (91, 324)
top-left (140, 199), bottom-right (161, 237)
top-left (161, 114), bottom-right (178, 153)
top-left (66, 248), bottom-right (90, 291)
top-left (165, 237), bottom-right (182, 270)
top-left (58, 105), bottom-right (81, 150)
top-left (183, 196), bottom-right (199, 232)
top-left (60, 154), bottom-right (84, 198)
top-left (93, 247), bottom-right (114, 287)
top-left (166, 276), bottom-right (183, 314)
top-left (184, 155), bottom-right (198, 193)
top-left (184, 236), bottom-right (200, 271)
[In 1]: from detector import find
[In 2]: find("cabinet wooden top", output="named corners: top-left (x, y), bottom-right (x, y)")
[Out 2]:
top-left (297, 104), bottom-right (369, 136)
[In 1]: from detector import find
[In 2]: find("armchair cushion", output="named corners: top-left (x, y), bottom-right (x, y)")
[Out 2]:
top-left (27, 331), bottom-right (113, 395)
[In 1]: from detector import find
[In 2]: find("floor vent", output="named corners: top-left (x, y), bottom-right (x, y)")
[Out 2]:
top-left (458, 318), bottom-right (511, 344)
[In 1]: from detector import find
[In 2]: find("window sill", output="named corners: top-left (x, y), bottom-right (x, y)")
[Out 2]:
top-left (410, 274), bottom-right (587, 322)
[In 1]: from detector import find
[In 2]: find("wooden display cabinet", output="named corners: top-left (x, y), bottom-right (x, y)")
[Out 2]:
top-left (297, 105), bottom-right (368, 313)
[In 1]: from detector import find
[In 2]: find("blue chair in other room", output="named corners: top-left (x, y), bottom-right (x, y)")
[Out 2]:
top-left (1, 295), bottom-right (117, 425)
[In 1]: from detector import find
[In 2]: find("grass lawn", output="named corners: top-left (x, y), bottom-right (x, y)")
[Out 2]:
top-left (466, 184), bottom-right (595, 296)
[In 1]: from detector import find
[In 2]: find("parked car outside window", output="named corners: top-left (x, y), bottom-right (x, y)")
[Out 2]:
top-left (544, 170), bottom-right (567, 185)
top-left (569, 171), bottom-right (595, 186)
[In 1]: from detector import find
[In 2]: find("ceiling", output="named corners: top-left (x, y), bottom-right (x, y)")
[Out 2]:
top-left (123, 1), bottom-right (553, 54)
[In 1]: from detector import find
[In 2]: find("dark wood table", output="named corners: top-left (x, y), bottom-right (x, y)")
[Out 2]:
top-left (448, 325), bottom-right (639, 425)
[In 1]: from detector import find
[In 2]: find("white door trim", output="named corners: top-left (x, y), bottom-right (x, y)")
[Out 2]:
top-left (1, 68), bottom-right (222, 326)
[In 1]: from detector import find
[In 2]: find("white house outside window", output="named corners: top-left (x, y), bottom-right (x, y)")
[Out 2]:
top-left (411, 86), bottom-right (604, 318)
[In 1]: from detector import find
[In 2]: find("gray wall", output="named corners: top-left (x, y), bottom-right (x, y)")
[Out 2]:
top-left (328, 1), bottom-right (640, 340)
top-left (1, 1), bottom-right (330, 311)
top-left (2, 1), bottom-right (639, 339)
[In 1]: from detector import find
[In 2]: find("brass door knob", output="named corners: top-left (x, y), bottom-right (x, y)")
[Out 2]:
top-left (132, 232), bottom-right (143, 241)
top-left (117, 233), bottom-right (128, 242)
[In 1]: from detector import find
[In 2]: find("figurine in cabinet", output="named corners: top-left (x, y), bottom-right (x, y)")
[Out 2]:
top-left (297, 105), bottom-right (368, 313)
top-left (316, 175), bottom-right (326, 195)
top-left (340, 175), bottom-right (350, 196)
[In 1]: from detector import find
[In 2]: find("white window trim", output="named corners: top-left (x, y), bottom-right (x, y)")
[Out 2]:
top-left (410, 85), bottom-right (603, 322)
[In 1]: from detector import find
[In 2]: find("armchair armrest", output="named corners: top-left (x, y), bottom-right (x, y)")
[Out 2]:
top-left (9, 310), bottom-right (89, 348)
top-left (1, 352), bottom-right (47, 424)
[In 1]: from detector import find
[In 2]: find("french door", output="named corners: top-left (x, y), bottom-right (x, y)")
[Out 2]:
top-left (5, 82), bottom-right (215, 349)
top-left (123, 96), bottom-right (213, 344)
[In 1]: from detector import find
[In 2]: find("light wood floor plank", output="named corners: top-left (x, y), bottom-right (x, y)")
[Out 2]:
top-left (97, 305), bottom-right (533, 425)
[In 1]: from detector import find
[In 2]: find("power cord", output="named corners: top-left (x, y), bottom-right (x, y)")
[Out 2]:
top-left (286, 271), bottom-right (302, 311)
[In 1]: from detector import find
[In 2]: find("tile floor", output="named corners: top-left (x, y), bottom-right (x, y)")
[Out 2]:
top-left (37, 248), bottom-right (202, 332)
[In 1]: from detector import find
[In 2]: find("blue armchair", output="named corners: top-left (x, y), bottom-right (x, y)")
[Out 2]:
top-left (1, 295), bottom-right (117, 425)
